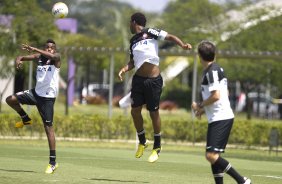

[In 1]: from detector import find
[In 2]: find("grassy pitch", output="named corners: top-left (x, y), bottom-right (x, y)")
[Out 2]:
top-left (0, 139), bottom-right (281, 184)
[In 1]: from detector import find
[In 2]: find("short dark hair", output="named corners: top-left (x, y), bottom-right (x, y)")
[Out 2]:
top-left (46, 39), bottom-right (56, 45)
top-left (197, 41), bottom-right (216, 61)
top-left (131, 12), bottom-right (146, 27)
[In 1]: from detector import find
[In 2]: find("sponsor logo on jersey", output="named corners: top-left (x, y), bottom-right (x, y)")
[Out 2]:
top-left (132, 40), bottom-right (148, 49)
top-left (148, 28), bottom-right (160, 36)
top-left (37, 66), bottom-right (52, 72)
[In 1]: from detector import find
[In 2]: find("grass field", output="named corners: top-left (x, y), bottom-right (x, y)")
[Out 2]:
top-left (0, 139), bottom-right (281, 184)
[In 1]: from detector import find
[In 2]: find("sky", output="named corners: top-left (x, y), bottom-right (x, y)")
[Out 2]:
top-left (117, 0), bottom-right (233, 13)
top-left (117, 0), bottom-right (171, 13)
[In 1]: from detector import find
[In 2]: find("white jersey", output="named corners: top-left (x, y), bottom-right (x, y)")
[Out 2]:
top-left (35, 55), bottom-right (60, 98)
top-left (201, 63), bottom-right (234, 123)
top-left (129, 28), bottom-right (167, 70)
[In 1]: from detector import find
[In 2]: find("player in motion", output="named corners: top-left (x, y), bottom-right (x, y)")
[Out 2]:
top-left (118, 12), bottom-right (192, 162)
top-left (6, 39), bottom-right (60, 174)
top-left (191, 41), bottom-right (251, 184)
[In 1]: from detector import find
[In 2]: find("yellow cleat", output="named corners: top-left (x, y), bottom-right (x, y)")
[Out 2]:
top-left (148, 147), bottom-right (161, 163)
top-left (135, 141), bottom-right (149, 158)
top-left (45, 163), bottom-right (59, 174)
top-left (15, 120), bottom-right (32, 128)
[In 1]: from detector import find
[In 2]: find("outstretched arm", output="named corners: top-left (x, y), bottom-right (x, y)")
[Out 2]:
top-left (165, 34), bottom-right (192, 50)
top-left (15, 54), bottom-right (40, 70)
top-left (21, 43), bottom-right (60, 61)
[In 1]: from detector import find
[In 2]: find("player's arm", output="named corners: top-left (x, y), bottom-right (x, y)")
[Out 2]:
top-left (193, 90), bottom-right (220, 110)
top-left (118, 59), bottom-right (134, 81)
top-left (165, 34), bottom-right (192, 50)
top-left (15, 54), bottom-right (40, 70)
top-left (22, 43), bottom-right (60, 61)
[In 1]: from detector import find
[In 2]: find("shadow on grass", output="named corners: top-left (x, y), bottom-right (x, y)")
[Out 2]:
top-left (0, 168), bottom-right (36, 173)
top-left (84, 178), bottom-right (149, 183)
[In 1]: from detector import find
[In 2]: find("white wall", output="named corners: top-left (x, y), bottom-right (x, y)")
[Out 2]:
top-left (0, 77), bottom-right (14, 103)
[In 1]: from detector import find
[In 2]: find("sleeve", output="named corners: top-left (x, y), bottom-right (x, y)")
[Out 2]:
top-left (158, 30), bottom-right (168, 40)
top-left (147, 28), bottom-right (167, 40)
top-left (206, 70), bottom-right (221, 92)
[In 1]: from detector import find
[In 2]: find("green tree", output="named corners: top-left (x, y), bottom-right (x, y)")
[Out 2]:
top-left (160, 0), bottom-right (223, 46)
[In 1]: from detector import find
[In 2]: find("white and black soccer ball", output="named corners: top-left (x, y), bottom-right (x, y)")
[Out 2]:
top-left (52, 2), bottom-right (68, 19)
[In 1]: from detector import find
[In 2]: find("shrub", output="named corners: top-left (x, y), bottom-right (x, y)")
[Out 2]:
top-left (0, 113), bottom-right (281, 146)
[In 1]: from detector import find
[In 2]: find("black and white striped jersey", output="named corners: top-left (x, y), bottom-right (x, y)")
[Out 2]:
top-left (201, 62), bottom-right (234, 123)
top-left (129, 28), bottom-right (167, 70)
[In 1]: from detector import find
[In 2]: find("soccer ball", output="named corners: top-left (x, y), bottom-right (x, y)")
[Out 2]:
top-left (52, 2), bottom-right (68, 19)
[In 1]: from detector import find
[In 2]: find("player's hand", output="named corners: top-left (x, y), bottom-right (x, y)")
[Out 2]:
top-left (191, 101), bottom-right (204, 120)
top-left (21, 43), bottom-right (34, 52)
top-left (15, 57), bottom-right (23, 70)
top-left (182, 43), bottom-right (192, 50)
top-left (118, 68), bottom-right (125, 81)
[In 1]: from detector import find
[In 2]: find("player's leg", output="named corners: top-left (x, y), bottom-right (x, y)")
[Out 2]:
top-left (206, 119), bottom-right (250, 184)
top-left (36, 96), bottom-right (58, 174)
top-left (145, 75), bottom-right (163, 162)
top-left (6, 90), bottom-right (35, 128)
top-left (131, 75), bottom-right (148, 158)
top-left (131, 105), bottom-right (149, 158)
top-left (44, 124), bottom-right (58, 174)
top-left (149, 110), bottom-right (161, 149)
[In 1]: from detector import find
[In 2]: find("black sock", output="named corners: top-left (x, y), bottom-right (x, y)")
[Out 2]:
top-left (214, 157), bottom-right (245, 183)
top-left (211, 164), bottom-right (224, 184)
top-left (18, 109), bottom-right (31, 122)
top-left (137, 129), bottom-right (146, 145)
top-left (49, 150), bottom-right (56, 165)
top-left (153, 133), bottom-right (161, 149)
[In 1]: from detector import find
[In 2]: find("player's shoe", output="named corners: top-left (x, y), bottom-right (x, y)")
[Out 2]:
top-left (243, 177), bottom-right (251, 184)
top-left (45, 163), bottom-right (59, 174)
top-left (15, 120), bottom-right (32, 128)
top-left (148, 147), bottom-right (161, 163)
top-left (135, 141), bottom-right (149, 158)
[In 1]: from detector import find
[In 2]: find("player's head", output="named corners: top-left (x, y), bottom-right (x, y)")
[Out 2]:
top-left (197, 40), bottom-right (216, 62)
top-left (45, 39), bottom-right (56, 53)
top-left (130, 12), bottom-right (146, 34)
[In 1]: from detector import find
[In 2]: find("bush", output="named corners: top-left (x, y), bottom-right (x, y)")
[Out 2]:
top-left (0, 113), bottom-right (281, 146)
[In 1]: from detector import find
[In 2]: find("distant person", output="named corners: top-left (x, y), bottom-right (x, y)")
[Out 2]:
top-left (118, 12), bottom-right (192, 162)
top-left (6, 39), bottom-right (60, 174)
top-left (191, 41), bottom-right (251, 184)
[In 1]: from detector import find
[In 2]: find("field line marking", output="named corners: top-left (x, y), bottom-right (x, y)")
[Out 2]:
top-left (253, 175), bottom-right (282, 179)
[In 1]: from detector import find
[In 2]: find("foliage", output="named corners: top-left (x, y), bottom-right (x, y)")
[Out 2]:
top-left (161, 77), bottom-right (191, 109)
top-left (1, 112), bottom-right (281, 147)
top-left (0, 0), bottom-right (58, 86)
top-left (217, 14), bottom-right (282, 94)
top-left (160, 0), bottom-right (223, 46)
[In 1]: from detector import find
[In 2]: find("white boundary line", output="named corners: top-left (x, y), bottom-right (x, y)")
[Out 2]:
top-left (253, 175), bottom-right (282, 179)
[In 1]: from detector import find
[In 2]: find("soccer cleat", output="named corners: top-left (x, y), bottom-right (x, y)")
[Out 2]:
top-left (243, 177), bottom-right (251, 184)
top-left (135, 141), bottom-right (149, 158)
top-left (148, 147), bottom-right (161, 163)
top-left (15, 120), bottom-right (32, 128)
top-left (45, 163), bottom-right (59, 174)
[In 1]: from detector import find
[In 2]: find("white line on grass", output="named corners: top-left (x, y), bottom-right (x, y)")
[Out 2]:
top-left (253, 175), bottom-right (282, 179)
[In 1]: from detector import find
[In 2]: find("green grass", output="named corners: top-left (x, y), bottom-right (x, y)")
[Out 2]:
top-left (0, 139), bottom-right (281, 184)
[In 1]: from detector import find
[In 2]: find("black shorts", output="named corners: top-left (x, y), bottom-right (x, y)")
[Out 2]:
top-left (15, 89), bottom-right (56, 126)
top-left (206, 119), bottom-right (234, 153)
top-left (131, 74), bottom-right (163, 111)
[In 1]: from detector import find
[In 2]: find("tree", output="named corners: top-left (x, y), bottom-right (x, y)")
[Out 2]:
top-left (160, 0), bottom-right (223, 46)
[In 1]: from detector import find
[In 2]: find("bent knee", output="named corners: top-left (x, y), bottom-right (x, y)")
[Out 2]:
top-left (205, 152), bottom-right (219, 163)
top-left (6, 95), bottom-right (16, 104)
